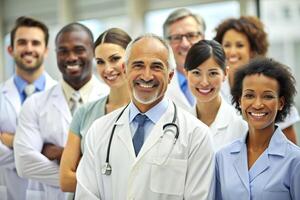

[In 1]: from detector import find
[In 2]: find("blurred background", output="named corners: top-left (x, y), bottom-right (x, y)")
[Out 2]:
top-left (0, 0), bottom-right (299, 139)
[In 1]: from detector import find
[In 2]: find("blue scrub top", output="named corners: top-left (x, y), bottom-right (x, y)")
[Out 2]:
top-left (215, 126), bottom-right (300, 200)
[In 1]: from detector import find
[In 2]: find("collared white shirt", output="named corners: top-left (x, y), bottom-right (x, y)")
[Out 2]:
top-left (61, 76), bottom-right (97, 109)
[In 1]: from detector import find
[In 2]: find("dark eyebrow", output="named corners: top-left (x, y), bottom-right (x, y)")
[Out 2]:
top-left (243, 89), bottom-right (254, 92)
top-left (152, 61), bottom-right (164, 66)
top-left (108, 53), bottom-right (119, 59)
top-left (208, 68), bottom-right (221, 71)
top-left (132, 60), bottom-right (144, 65)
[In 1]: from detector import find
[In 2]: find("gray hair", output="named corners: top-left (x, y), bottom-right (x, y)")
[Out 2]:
top-left (163, 8), bottom-right (206, 38)
top-left (124, 33), bottom-right (176, 71)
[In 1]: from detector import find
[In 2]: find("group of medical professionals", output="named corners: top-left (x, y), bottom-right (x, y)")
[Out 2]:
top-left (0, 7), bottom-right (300, 200)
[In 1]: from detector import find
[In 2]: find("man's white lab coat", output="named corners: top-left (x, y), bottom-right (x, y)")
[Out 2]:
top-left (14, 79), bottom-right (106, 200)
top-left (76, 100), bottom-right (215, 200)
top-left (0, 73), bottom-right (56, 200)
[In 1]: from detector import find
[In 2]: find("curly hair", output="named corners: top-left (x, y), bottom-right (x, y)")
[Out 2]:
top-left (231, 57), bottom-right (296, 123)
top-left (214, 16), bottom-right (269, 56)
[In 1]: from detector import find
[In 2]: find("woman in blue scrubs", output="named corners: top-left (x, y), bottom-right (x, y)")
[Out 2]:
top-left (215, 57), bottom-right (300, 200)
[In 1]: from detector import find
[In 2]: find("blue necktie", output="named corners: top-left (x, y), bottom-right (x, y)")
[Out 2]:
top-left (133, 114), bottom-right (148, 156)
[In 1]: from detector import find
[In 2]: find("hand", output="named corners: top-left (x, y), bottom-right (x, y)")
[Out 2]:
top-left (42, 143), bottom-right (64, 162)
top-left (0, 132), bottom-right (14, 148)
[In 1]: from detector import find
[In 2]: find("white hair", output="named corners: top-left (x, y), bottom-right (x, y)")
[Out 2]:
top-left (124, 33), bottom-right (176, 71)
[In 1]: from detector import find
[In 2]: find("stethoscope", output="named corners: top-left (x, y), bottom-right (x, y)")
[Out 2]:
top-left (101, 102), bottom-right (179, 176)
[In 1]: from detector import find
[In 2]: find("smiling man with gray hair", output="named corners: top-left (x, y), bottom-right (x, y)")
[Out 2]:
top-left (75, 34), bottom-right (215, 200)
top-left (164, 8), bottom-right (206, 112)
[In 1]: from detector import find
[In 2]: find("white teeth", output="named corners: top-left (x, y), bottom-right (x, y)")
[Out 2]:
top-left (139, 83), bottom-right (153, 88)
top-left (228, 57), bottom-right (238, 63)
top-left (67, 65), bottom-right (80, 70)
top-left (23, 55), bottom-right (35, 60)
top-left (106, 75), bottom-right (118, 81)
top-left (250, 112), bottom-right (266, 117)
top-left (199, 89), bottom-right (211, 93)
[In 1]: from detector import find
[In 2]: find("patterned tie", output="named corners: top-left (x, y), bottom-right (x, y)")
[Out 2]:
top-left (70, 91), bottom-right (81, 115)
top-left (24, 84), bottom-right (36, 98)
top-left (132, 114), bottom-right (148, 156)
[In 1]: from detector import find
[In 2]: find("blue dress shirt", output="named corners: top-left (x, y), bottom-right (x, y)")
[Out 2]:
top-left (13, 74), bottom-right (46, 104)
top-left (177, 71), bottom-right (195, 106)
top-left (215, 126), bottom-right (300, 200)
top-left (129, 98), bottom-right (168, 140)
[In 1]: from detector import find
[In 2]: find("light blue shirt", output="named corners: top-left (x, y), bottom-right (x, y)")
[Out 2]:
top-left (129, 98), bottom-right (168, 140)
top-left (13, 74), bottom-right (46, 104)
top-left (177, 71), bottom-right (195, 106)
top-left (215, 126), bottom-right (300, 200)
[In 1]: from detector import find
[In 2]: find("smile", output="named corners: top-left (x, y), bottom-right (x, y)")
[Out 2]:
top-left (67, 65), bottom-right (80, 70)
top-left (134, 79), bottom-right (158, 89)
top-left (105, 74), bottom-right (118, 81)
top-left (196, 88), bottom-right (213, 94)
top-left (249, 112), bottom-right (267, 118)
top-left (138, 82), bottom-right (154, 88)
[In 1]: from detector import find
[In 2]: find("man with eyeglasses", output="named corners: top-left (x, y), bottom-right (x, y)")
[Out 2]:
top-left (164, 8), bottom-right (206, 112)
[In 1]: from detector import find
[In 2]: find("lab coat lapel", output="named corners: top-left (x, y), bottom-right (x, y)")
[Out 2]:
top-left (115, 107), bottom-right (137, 158)
top-left (51, 84), bottom-right (72, 123)
top-left (1, 77), bottom-right (21, 114)
top-left (233, 143), bottom-right (250, 192)
top-left (210, 98), bottom-right (230, 135)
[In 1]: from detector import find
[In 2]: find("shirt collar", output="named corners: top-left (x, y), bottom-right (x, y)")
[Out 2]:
top-left (14, 73), bottom-right (46, 95)
top-left (129, 98), bottom-right (169, 124)
top-left (267, 126), bottom-right (287, 157)
top-left (230, 125), bottom-right (287, 157)
top-left (61, 77), bottom-right (94, 104)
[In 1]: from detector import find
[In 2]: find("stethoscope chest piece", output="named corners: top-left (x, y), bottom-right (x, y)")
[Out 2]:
top-left (102, 162), bottom-right (112, 175)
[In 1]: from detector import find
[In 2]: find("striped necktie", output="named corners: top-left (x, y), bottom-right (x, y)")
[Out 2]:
top-left (70, 91), bottom-right (81, 115)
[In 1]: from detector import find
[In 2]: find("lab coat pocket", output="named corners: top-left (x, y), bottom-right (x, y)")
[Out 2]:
top-left (26, 189), bottom-right (46, 200)
top-left (0, 185), bottom-right (7, 200)
top-left (150, 158), bottom-right (187, 195)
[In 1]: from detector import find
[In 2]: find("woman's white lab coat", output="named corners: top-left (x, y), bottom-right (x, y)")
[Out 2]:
top-left (13, 81), bottom-right (104, 200)
top-left (75, 101), bottom-right (215, 200)
top-left (191, 97), bottom-right (248, 151)
top-left (0, 74), bottom-right (56, 200)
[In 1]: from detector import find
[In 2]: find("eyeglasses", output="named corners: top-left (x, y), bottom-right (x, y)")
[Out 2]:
top-left (167, 32), bottom-right (203, 44)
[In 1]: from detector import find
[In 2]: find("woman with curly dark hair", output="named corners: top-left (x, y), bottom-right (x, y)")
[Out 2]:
top-left (215, 57), bottom-right (300, 200)
top-left (214, 16), bottom-right (299, 144)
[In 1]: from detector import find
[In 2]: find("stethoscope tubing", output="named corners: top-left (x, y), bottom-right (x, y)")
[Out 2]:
top-left (103, 102), bottom-right (178, 175)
